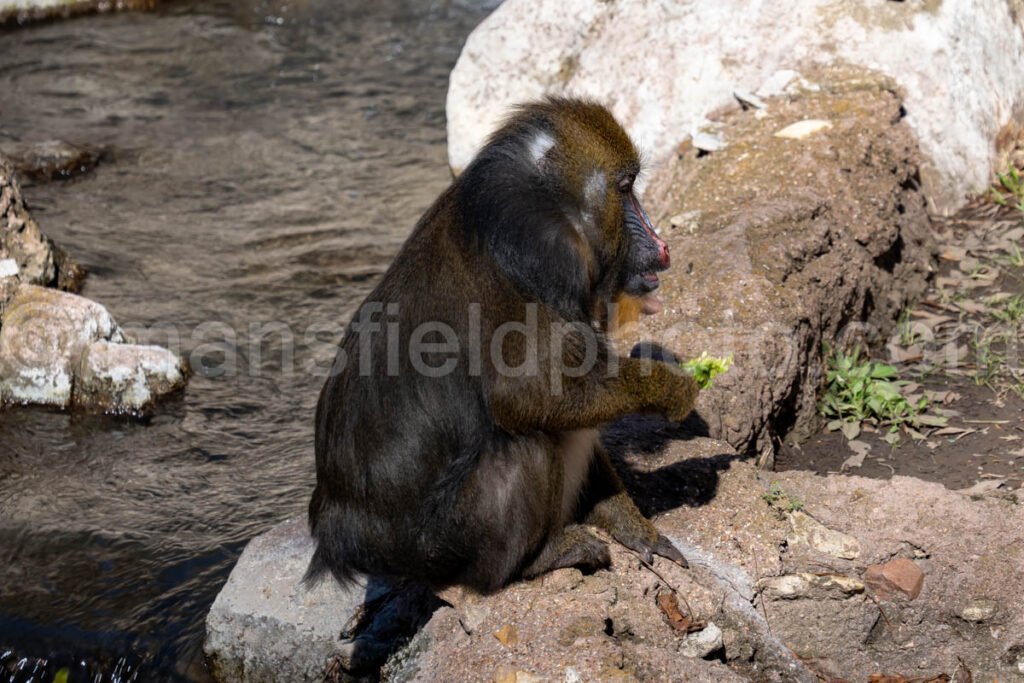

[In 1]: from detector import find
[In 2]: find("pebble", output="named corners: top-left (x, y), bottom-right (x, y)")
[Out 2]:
top-left (774, 119), bottom-right (832, 139)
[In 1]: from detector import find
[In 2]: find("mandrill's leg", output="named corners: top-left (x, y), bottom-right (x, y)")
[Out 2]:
top-left (581, 444), bottom-right (688, 568)
top-left (521, 524), bottom-right (611, 579)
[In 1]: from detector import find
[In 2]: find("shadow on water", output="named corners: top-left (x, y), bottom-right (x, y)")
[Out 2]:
top-left (0, 0), bottom-right (494, 679)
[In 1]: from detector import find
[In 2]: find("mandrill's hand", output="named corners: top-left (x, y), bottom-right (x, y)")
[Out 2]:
top-left (657, 371), bottom-right (700, 423)
top-left (624, 349), bottom-right (700, 424)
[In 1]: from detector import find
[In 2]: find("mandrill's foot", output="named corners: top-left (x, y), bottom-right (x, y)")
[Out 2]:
top-left (586, 492), bottom-right (688, 568)
top-left (521, 524), bottom-right (612, 579)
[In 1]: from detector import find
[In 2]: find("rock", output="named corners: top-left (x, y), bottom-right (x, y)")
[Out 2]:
top-left (758, 573), bottom-right (864, 601)
top-left (757, 70), bottom-right (801, 98)
top-left (447, 0), bottom-right (1024, 213)
top-left (492, 669), bottom-right (543, 683)
top-left (863, 558), bottom-right (924, 601)
top-left (788, 511), bottom-right (861, 560)
top-left (0, 0), bottom-right (158, 25)
top-left (613, 67), bottom-right (931, 455)
top-left (72, 340), bottom-right (186, 414)
top-left (0, 285), bottom-right (124, 407)
top-left (205, 517), bottom-right (362, 682)
top-left (1, 157), bottom-right (56, 286)
top-left (959, 599), bottom-right (999, 623)
top-left (691, 130), bottom-right (727, 153)
top-left (492, 624), bottom-right (518, 647)
top-left (774, 119), bottom-right (832, 139)
top-left (678, 622), bottom-right (723, 659)
top-left (0, 284), bottom-right (186, 413)
top-left (1, 140), bottom-right (103, 183)
top-left (0, 259), bottom-right (17, 315)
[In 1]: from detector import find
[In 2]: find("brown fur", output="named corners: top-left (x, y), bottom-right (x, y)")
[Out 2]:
top-left (308, 98), bottom-right (696, 593)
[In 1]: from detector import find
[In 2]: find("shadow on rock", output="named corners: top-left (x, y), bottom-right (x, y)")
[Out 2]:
top-left (603, 414), bottom-right (740, 519)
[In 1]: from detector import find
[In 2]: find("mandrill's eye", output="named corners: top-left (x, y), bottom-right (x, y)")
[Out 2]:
top-left (617, 175), bottom-right (635, 193)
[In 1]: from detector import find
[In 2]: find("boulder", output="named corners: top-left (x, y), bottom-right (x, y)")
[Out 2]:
top-left (446, 0), bottom-right (1024, 214)
top-left (618, 66), bottom-right (932, 456)
top-left (0, 284), bottom-right (124, 406)
top-left (0, 284), bottom-right (186, 413)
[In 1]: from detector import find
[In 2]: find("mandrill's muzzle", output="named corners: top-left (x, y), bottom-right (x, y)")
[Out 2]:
top-left (623, 191), bottom-right (671, 314)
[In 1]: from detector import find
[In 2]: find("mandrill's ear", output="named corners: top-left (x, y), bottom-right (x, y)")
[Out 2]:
top-left (457, 127), bottom-right (595, 322)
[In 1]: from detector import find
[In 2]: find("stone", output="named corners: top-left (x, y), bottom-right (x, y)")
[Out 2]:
top-left (959, 599), bottom-right (998, 623)
top-left (1, 0), bottom-right (157, 25)
top-left (0, 259), bottom-right (17, 316)
top-left (758, 573), bottom-right (864, 601)
top-left (72, 340), bottom-right (187, 414)
top-left (492, 623), bottom-right (518, 647)
top-left (0, 258), bottom-right (17, 278)
top-left (678, 622), bottom-right (723, 659)
top-left (774, 119), bottom-right (832, 139)
top-left (692, 130), bottom-right (727, 152)
top-left (0, 284), bottom-right (186, 413)
top-left (1, 157), bottom-right (55, 286)
top-left (1, 140), bottom-right (102, 183)
top-left (492, 669), bottom-right (542, 683)
top-left (0, 284), bottom-right (124, 407)
top-left (204, 517), bottom-right (380, 683)
top-left (447, 0), bottom-right (1024, 213)
top-left (788, 511), bottom-right (861, 560)
top-left (863, 558), bottom-right (924, 601)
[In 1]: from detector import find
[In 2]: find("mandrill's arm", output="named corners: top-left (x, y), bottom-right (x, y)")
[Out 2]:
top-left (487, 329), bottom-right (699, 433)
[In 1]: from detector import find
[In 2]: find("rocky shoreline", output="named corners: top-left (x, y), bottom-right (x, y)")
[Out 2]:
top-left (0, 0), bottom-right (158, 27)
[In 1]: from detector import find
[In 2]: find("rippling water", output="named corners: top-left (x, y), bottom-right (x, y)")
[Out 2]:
top-left (0, 1), bottom-right (492, 678)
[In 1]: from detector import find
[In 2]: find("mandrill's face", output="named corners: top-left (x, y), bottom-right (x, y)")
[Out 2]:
top-left (615, 174), bottom-right (671, 314)
top-left (460, 98), bottom-right (674, 323)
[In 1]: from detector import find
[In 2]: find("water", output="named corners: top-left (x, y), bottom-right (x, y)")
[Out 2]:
top-left (0, 1), bottom-right (492, 678)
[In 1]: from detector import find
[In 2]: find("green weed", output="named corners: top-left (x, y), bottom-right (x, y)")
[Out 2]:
top-left (820, 344), bottom-right (941, 440)
top-left (762, 482), bottom-right (804, 514)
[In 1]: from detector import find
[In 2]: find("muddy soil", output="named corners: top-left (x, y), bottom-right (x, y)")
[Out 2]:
top-left (778, 197), bottom-right (1024, 494)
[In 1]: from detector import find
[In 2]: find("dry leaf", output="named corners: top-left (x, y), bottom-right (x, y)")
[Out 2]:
top-left (957, 479), bottom-right (1006, 496)
top-left (656, 591), bottom-right (705, 633)
top-left (842, 440), bottom-right (870, 471)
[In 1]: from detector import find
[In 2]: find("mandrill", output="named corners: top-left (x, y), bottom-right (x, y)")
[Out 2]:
top-left (307, 97), bottom-right (699, 593)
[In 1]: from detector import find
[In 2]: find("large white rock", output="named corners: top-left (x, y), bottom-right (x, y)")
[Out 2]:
top-left (0, 284), bottom-right (124, 406)
top-left (447, 0), bottom-right (1024, 213)
top-left (0, 284), bottom-right (186, 412)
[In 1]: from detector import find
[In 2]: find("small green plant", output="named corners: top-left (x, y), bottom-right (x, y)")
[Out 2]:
top-left (896, 308), bottom-right (920, 347)
top-left (1006, 244), bottom-right (1024, 268)
top-left (820, 344), bottom-right (932, 439)
top-left (762, 482), bottom-right (804, 514)
top-left (992, 294), bottom-right (1024, 323)
top-left (682, 352), bottom-right (733, 389)
top-left (991, 165), bottom-right (1024, 213)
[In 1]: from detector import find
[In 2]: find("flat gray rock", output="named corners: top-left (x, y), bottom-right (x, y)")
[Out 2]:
top-left (204, 517), bottom-right (374, 683)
